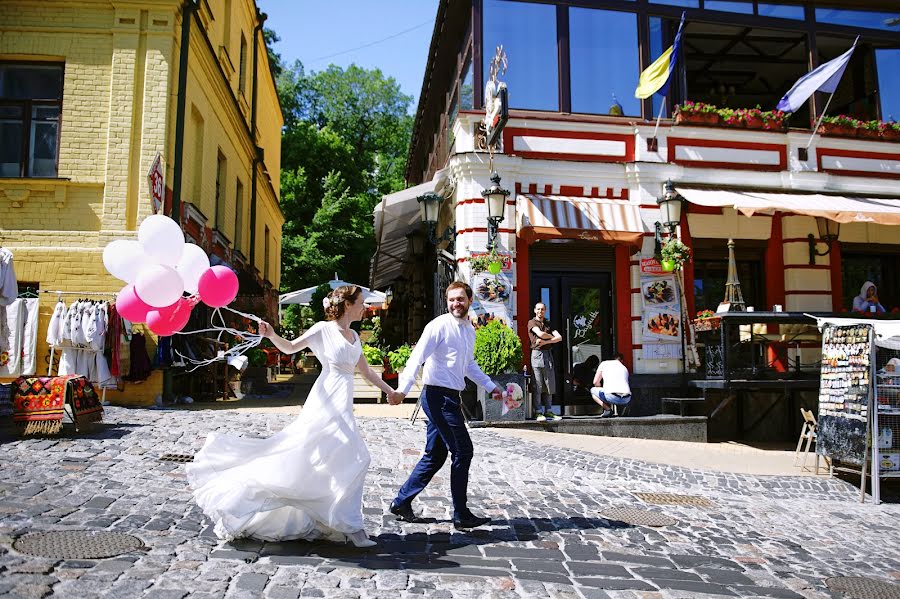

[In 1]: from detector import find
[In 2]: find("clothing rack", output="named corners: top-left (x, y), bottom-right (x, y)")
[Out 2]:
top-left (44, 291), bottom-right (118, 406)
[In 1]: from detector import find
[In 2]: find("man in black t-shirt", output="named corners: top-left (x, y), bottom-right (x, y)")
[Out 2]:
top-left (528, 303), bottom-right (562, 421)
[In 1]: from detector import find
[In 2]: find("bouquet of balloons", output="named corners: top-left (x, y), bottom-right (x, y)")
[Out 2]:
top-left (103, 215), bottom-right (239, 337)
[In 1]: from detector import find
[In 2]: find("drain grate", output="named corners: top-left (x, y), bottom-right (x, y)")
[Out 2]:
top-left (825, 576), bottom-right (900, 599)
top-left (632, 492), bottom-right (715, 507)
top-left (159, 453), bottom-right (194, 463)
top-left (602, 507), bottom-right (678, 527)
top-left (14, 530), bottom-right (144, 559)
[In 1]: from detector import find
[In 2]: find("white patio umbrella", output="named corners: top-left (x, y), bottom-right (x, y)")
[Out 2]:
top-left (279, 274), bottom-right (386, 307)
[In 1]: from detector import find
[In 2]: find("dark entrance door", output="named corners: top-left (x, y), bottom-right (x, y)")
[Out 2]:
top-left (530, 272), bottom-right (613, 414)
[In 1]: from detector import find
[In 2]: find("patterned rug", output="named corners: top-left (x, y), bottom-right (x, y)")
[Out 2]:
top-left (12, 375), bottom-right (103, 435)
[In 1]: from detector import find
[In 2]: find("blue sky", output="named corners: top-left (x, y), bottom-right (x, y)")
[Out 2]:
top-left (257, 0), bottom-right (440, 112)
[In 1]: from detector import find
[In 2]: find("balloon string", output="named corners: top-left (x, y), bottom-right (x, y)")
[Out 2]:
top-left (171, 305), bottom-right (268, 373)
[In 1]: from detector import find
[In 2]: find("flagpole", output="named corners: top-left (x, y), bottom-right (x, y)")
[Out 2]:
top-left (651, 96), bottom-right (667, 145)
top-left (806, 91), bottom-right (836, 150)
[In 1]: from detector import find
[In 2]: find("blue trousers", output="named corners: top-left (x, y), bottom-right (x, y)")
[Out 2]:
top-left (394, 385), bottom-right (473, 519)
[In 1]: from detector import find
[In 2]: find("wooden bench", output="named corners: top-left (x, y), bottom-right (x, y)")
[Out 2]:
top-left (661, 397), bottom-right (706, 417)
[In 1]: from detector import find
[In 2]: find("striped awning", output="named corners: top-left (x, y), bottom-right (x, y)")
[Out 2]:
top-left (517, 194), bottom-right (646, 247)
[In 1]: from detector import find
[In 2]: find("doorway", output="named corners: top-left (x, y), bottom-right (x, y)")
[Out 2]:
top-left (530, 272), bottom-right (613, 414)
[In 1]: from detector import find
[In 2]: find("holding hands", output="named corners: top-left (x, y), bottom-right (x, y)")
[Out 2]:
top-left (388, 391), bottom-right (405, 405)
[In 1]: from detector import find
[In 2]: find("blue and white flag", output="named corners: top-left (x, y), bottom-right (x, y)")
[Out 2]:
top-left (776, 37), bottom-right (858, 113)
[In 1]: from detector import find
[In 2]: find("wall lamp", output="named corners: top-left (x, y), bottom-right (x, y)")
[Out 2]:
top-left (417, 192), bottom-right (455, 245)
top-left (808, 216), bottom-right (840, 265)
top-left (482, 171), bottom-right (510, 250)
top-left (654, 180), bottom-right (685, 255)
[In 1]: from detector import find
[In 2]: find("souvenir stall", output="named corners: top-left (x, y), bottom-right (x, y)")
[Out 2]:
top-left (813, 317), bottom-right (900, 504)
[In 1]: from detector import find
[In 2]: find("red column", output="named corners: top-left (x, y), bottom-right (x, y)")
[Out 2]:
top-left (830, 240), bottom-right (843, 312)
top-left (515, 234), bottom-right (531, 366)
top-left (680, 212), bottom-right (695, 319)
top-left (615, 244), bottom-right (634, 371)
top-left (765, 213), bottom-right (787, 371)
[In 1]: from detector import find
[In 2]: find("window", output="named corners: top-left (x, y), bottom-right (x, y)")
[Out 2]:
top-left (264, 225), bottom-right (271, 280)
top-left (693, 259), bottom-right (764, 312)
top-left (842, 251), bottom-right (900, 312)
top-left (483, 0), bottom-right (558, 111)
top-left (569, 8), bottom-right (640, 116)
top-left (239, 34), bottom-right (248, 94)
top-left (651, 0), bottom-right (699, 7)
top-left (215, 151), bottom-right (227, 231)
top-left (448, 92), bottom-right (458, 148)
top-left (816, 35), bottom-right (878, 122)
top-left (0, 63), bottom-right (63, 177)
top-left (757, 3), bottom-right (804, 20)
top-left (705, 1), bottom-right (753, 14)
top-left (877, 49), bottom-right (900, 121)
top-left (190, 106), bottom-right (204, 201)
top-left (234, 179), bottom-right (244, 252)
top-left (460, 53), bottom-right (474, 111)
top-left (815, 8), bottom-right (900, 33)
top-left (649, 17), bottom-right (671, 119)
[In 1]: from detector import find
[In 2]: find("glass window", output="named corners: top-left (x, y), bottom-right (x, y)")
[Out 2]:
top-left (651, 0), bottom-right (699, 7)
top-left (483, 0), bottom-right (558, 111)
top-left (448, 92), bottom-right (458, 148)
top-left (815, 8), bottom-right (900, 32)
top-left (649, 16), bottom-right (670, 119)
top-left (693, 259), bottom-right (764, 313)
top-left (460, 54), bottom-right (474, 111)
top-left (0, 63), bottom-right (63, 178)
top-left (705, 1), bottom-right (752, 15)
top-left (877, 49), bottom-right (900, 122)
top-left (569, 8), bottom-right (640, 116)
top-left (757, 3), bottom-right (804, 20)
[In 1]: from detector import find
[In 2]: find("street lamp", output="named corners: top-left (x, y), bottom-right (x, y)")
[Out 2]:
top-left (808, 217), bottom-right (840, 265)
top-left (655, 180), bottom-right (685, 254)
top-left (417, 192), bottom-right (454, 245)
top-left (481, 171), bottom-right (509, 250)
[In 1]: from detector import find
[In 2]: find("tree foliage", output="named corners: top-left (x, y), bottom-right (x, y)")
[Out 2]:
top-left (270, 53), bottom-right (414, 295)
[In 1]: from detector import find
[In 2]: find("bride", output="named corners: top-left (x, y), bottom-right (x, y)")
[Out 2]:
top-left (186, 285), bottom-right (398, 548)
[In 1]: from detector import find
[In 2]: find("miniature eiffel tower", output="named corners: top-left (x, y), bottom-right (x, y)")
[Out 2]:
top-left (723, 238), bottom-right (745, 311)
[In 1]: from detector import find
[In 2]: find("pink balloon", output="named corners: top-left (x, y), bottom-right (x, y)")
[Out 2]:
top-left (198, 265), bottom-right (239, 308)
top-left (116, 284), bottom-right (152, 323)
top-left (147, 298), bottom-right (193, 337)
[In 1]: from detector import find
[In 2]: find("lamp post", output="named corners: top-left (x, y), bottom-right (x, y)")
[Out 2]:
top-left (654, 179), bottom-right (685, 255)
top-left (482, 171), bottom-right (509, 250)
top-left (808, 216), bottom-right (840, 265)
top-left (417, 192), bottom-right (454, 245)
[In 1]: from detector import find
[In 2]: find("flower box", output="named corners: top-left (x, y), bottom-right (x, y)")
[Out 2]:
top-left (675, 111), bottom-right (720, 126)
top-left (858, 127), bottom-right (882, 140)
top-left (693, 317), bottom-right (721, 332)
top-left (817, 122), bottom-right (857, 138)
top-left (883, 128), bottom-right (900, 142)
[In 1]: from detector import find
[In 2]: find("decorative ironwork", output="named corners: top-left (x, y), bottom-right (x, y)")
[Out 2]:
top-left (434, 252), bottom-right (456, 317)
top-left (14, 530), bottom-right (144, 559)
top-left (602, 507), bottom-right (678, 527)
top-left (723, 238), bottom-right (745, 311)
top-left (706, 342), bottom-right (725, 378)
top-left (633, 492), bottom-right (716, 507)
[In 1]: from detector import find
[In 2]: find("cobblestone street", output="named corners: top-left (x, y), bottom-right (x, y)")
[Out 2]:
top-left (1, 407), bottom-right (899, 599)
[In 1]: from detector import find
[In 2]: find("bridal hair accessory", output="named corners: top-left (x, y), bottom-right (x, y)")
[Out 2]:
top-left (323, 294), bottom-right (341, 309)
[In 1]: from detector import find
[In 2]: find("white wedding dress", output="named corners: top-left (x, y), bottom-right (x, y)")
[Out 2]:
top-left (186, 321), bottom-right (371, 542)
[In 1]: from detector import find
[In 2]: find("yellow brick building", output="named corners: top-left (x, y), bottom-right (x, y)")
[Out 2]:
top-left (0, 0), bottom-right (284, 405)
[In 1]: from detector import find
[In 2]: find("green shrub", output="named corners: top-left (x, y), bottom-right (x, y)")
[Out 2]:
top-left (309, 283), bottom-right (332, 323)
top-left (247, 348), bottom-right (267, 368)
top-left (473, 319), bottom-right (523, 375)
top-left (388, 344), bottom-right (414, 373)
top-left (362, 344), bottom-right (384, 366)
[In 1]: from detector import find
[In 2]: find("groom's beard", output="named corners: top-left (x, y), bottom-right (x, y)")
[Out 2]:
top-left (450, 304), bottom-right (469, 319)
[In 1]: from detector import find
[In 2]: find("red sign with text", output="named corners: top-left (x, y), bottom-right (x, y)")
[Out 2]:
top-left (640, 258), bottom-right (664, 275)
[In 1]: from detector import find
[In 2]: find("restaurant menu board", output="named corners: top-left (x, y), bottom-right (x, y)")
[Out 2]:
top-left (640, 258), bottom-right (682, 352)
top-left (816, 324), bottom-right (873, 466)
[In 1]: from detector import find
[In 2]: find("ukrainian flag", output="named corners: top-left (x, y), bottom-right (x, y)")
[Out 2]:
top-left (635, 13), bottom-right (685, 100)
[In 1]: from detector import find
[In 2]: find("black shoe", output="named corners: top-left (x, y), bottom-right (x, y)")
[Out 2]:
top-left (389, 501), bottom-right (420, 522)
top-left (600, 409), bottom-right (615, 419)
top-left (453, 514), bottom-right (491, 530)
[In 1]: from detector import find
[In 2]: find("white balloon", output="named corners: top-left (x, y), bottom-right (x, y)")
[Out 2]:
top-left (176, 243), bottom-right (211, 295)
top-left (135, 264), bottom-right (185, 308)
top-left (103, 240), bottom-right (150, 284)
top-left (138, 214), bottom-right (185, 267)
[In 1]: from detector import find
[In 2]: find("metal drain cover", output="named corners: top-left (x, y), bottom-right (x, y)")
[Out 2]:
top-left (14, 530), bottom-right (144, 559)
top-left (825, 576), bottom-right (900, 599)
top-left (633, 492), bottom-right (715, 507)
top-left (159, 453), bottom-right (194, 462)
top-left (602, 507), bottom-right (678, 527)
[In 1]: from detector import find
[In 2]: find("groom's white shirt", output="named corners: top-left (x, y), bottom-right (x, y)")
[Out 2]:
top-left (398, 312), bottom-right (497, 395)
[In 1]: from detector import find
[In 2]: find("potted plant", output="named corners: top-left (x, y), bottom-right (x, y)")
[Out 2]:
top-left (386, 344), bottom-right (422, 399)
top-left (473, 319), bottom-right (526, 422)
top-left (469, 247), bottom-right (504, 275)
top-left (859, 119), bottom-right (884, 140)
top-left (660, 237), bottom-right (692, 272)
top-left (674, 101), bottom-right (720, 126)
top-left (884, 121), bottom-right (900, 142)
top-left (762, 109), bottom-right (787, 131)
top-left (817, 114), bottom-right (859, 138)
top-left (692, 309), bottom-right (721, 332)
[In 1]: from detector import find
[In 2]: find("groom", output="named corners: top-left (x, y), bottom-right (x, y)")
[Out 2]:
top-left (388, 281), bottom-right (502, 530)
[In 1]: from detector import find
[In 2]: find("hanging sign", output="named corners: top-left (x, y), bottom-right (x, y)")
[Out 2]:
top-left (147, 152), bottom-right (164, 215)
top-left (484, 45), bottom-right (509, 148)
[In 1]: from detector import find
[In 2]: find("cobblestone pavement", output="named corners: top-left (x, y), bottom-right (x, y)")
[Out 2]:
top-left (1, 407), bottom-right (899, 599)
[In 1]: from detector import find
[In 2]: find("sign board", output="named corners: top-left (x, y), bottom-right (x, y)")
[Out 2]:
top-left (483, 45), bottom-right (509, 149)
top-left (816, 323), bottom-right (873, 466)
top-left (147, 152), bottom-right (164, 215)
top-left (640, 258), bottom-right (665, 276)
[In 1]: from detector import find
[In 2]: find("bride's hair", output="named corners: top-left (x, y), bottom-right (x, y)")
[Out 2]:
top-left (324, 285), bottom-right (362, 321)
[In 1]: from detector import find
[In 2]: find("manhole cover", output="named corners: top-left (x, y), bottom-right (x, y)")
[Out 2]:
top-left (825, 576), bottom-right (900, 599)
top-left (13, 530), bottom-right (144, 559)
top-left (633, 492), bottom-right (715, 507)
top-left (159, 453), bottom-right (194, 462)
top-left (602, 507), bottom-right (678, 527)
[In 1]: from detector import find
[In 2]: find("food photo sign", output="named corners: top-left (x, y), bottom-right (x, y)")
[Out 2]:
top-left (640, 257), bottom-right (683, 351)
top-left (471, 270), bottom-right (513, 328)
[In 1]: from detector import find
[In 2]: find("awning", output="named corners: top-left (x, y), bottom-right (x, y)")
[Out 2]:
top-left (517, 194), bottom-right (645, 247)
top-left (370, 168), bottom-right (450, 289)
top-left (677, 187), bottom-right (900, 225)
top-left (280, 277), bottom-right (386, 307)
